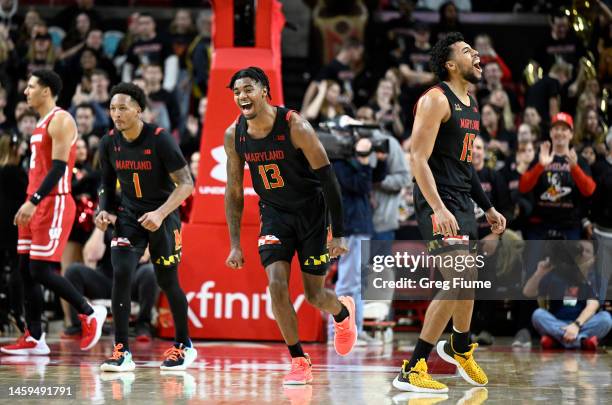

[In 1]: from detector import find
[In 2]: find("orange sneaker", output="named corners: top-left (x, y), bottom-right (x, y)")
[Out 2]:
top-left (333, 296), bottom-right (357, 356)
top-left (283, 354), bottom-right (313, 385)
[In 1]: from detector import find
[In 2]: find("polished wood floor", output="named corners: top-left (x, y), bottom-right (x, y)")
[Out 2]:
top-left (0, 332), bottom-right (610, 404)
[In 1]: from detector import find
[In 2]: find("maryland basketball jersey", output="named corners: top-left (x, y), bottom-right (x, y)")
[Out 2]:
top-left (425, 82), bottom-right (480, 192)
top-left (235, 106), bottom-right (322, 212)
top-left (27, 107), bottom-right (77, 196)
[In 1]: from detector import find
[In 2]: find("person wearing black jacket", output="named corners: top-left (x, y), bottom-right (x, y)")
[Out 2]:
top-left (0, 132), bottom-right (27, 332)
top-left (590, 132), bottom-right (612, 304)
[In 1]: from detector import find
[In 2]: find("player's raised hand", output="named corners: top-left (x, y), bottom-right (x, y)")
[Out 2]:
top-left (538, 141), bottom-right (553, 166)
top-left (485, 207), bottom-right (506, 235)
top-left (94, 210), bottom-right (113, 231)
top-left (328, 237), bottom-right (349, 258)
top-left (13, 200), bottom-right (36, 226)
top-left (225, 247), bottom-right (244, 269)
top-left (138, 210), bottom-right (164, 232)
top-left (433, 206), bottom-right (460, 237)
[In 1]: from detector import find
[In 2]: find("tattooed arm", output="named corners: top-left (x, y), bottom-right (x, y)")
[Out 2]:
top-left (224, 124), bottom-right (246, 268)
top-left (139, 165), bottom-right (194, 231)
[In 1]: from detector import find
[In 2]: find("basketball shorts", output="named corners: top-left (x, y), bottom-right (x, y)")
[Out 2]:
top-left (111, 206), bottom-right (183, 268)
top-left (414, 185), bottom-right (478, 254)
top-left (258, 194), bottom-right (330, 276)
top-left (18, 194), bottom-right (76, 262)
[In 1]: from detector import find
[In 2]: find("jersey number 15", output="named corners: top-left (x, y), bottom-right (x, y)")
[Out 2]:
top-left (460, 133), bottom-right (476, 163)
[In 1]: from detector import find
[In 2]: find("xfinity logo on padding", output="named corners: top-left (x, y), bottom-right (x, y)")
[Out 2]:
top-left (184, 281), bottom-right (305, 327)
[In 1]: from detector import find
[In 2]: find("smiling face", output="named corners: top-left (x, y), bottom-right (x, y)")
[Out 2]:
top-left (232, 77), bottom-right (268, 120)
top-left (109, 93), bottom-right (141, 132)
top-left (550, 122), bottom-right (573, 148)
top-left (472, 136), bottom-right (485, 168)
top-left (447, 41), bottom-right (481, 84)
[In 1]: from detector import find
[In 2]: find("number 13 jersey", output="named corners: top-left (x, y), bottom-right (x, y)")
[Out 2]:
top-left (235, 106), bottom-right (322, 212)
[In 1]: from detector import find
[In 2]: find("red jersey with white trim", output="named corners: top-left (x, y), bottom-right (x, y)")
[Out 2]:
top-left (27, 107), bottom-right (77, 196)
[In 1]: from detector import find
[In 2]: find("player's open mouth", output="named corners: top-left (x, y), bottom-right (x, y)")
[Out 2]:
top-left (240, 102), bottom-right (254, 114)
top-left (473, 59), bottom-right (482, 73)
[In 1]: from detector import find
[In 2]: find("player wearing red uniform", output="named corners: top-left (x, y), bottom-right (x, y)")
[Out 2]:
top-left (1, 70), bottom-right (106, 356)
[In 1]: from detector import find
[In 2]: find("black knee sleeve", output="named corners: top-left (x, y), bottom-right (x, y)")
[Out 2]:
top-left (154, 265), bottom-right (180, 290)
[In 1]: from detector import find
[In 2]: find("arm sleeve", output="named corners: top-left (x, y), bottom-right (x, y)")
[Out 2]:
top-left (570, 159), bottom-right (596, 197)
top-left (97, 137), bottom-right (118, 212)
top-left (157, 129), bottom-right (188, 173)
top-left (519, 162), bottom-right (545, 193)
top-left (470, 166), bottom-right (492, 212)
top-left (29, 160), bottom-right (67, 205)
top-left (314, 164), bottom-right (344, 237)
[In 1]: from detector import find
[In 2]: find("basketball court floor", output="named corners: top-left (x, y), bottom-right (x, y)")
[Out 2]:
top-left (0, 333), bottom-right (610, 404)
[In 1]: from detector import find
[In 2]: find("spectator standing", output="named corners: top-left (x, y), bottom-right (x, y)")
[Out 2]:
top-left (0, 133), bottom-right (27, 332)
top-left (169, 9), bottom-right (196, 131)
top-left (332, 137), bottom-right (387, 344)
top-left (122, 13), bottom-right (178, 93)
top-left (301, 38), bottom-right (364, 114)
top-left (519, 113), bottom-right (596, 241)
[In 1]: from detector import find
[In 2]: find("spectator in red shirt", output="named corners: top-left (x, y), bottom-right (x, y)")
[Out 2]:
top-left (519, 112), bottom-right (596, 241)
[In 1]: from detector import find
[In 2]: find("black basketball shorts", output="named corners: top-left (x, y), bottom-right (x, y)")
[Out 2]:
top-left (111, 206), bottom-right (183, 267)
top-left (414, 184), bottom-right (478, 254)
top-left (258, 194), bottom-right (330, 276)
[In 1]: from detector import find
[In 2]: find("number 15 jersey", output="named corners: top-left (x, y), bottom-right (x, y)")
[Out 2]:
top-left (98, 123), bottom-right (187, 213)
top-left (424, 81), bottom-right (481, 193)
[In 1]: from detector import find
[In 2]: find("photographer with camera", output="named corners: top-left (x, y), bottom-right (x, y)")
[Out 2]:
top-left (331, 127), bottom-right (387, 345)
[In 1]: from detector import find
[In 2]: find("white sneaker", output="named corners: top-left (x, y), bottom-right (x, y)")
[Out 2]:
top-left (160, 344), bottom-right (198, 371)
top-left (80, 304), bottom-right (107, 351)
top-left (0, 331), bottom-right (50, 355)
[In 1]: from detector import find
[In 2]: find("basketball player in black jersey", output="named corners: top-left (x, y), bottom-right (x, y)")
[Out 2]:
top-left (392, 33), bottom-right (506, 394)
top-left (95, 83), bottom-right (197, 371)
top-left (224, 67), bottom-right (357, 385)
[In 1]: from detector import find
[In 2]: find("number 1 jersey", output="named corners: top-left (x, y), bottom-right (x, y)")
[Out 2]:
top-left (98, 123), bottom-right (187, 213)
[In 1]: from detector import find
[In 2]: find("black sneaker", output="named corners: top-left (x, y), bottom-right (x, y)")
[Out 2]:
top-left (100, 343), bottom-right (136, 372)
top-left (160, 343), bottom-right (198, 371)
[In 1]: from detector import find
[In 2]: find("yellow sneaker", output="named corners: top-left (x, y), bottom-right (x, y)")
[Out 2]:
top-left (436, 341), bottom-right (488, 386)
top-left (392, 358), bottom-right (449, 393)
top-left (457, 387), bottom-right (488, 405)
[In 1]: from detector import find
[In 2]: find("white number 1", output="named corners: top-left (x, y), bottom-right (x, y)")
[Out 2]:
top-left (30, 144), bottom-right (36, 169)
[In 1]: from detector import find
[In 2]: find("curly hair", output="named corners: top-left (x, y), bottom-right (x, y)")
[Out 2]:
top-left (429, 32), bottom-right (465, 81)
top-left (228, 66), bottom-right (271, 100)
top-left (109, 82), bottom-right (147, 110)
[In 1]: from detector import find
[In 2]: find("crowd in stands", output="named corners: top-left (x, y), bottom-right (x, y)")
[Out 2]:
top-left (0, 0), bottom-right (611, 348)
